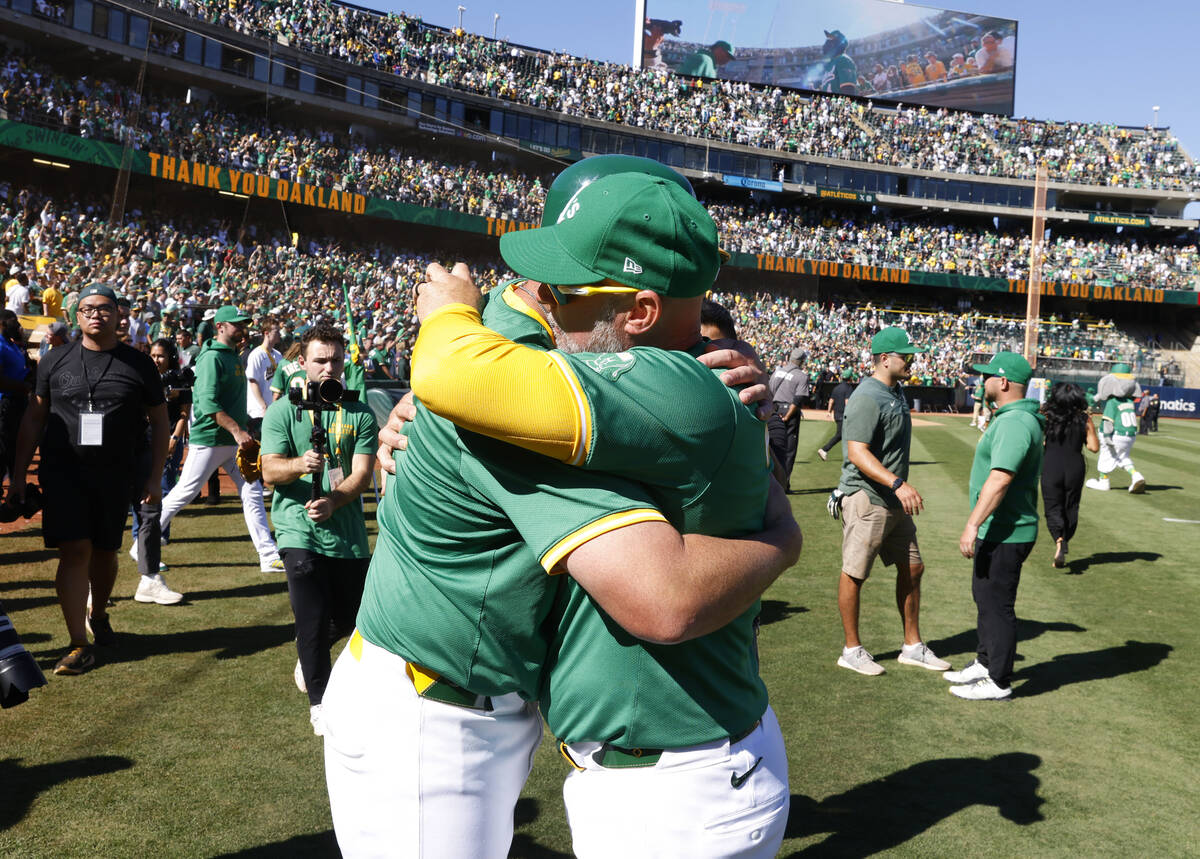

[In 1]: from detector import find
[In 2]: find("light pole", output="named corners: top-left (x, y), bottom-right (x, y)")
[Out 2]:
top-left (1152, 105), bottom-right (1160, 128)
top-left (493, 13), bottom-right (500, 40)
top-left (457, 5), bottom-right (465, 30)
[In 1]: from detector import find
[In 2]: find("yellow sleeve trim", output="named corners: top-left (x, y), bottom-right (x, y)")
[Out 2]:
top-left (540, 508), bottom-right (667, 574)
top-left (411, 303), bottom-right (587, 462)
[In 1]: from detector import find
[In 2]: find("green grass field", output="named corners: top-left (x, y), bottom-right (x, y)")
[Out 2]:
top-left (2, 417), bottom-right (1198, 857)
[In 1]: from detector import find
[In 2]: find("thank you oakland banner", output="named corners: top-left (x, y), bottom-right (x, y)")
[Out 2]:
top-left (2, 119), bottom-right (1196, 307)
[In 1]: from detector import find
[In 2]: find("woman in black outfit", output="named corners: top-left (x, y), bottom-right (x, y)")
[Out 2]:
top-left (1040, 383), bottom-right (1100, 568)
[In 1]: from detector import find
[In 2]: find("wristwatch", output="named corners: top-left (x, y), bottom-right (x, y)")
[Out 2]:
top-left (890, 477), bottom-right (904, 491)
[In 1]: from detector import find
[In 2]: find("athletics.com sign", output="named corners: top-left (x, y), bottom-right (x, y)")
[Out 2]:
top-left (1145, 386), bottom-right (1200, 418)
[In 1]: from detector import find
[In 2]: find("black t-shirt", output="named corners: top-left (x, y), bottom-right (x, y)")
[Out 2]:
top-left (36, 341), bottom-right (165, 470)
top-left (830, 381), bottom-right (855, 420)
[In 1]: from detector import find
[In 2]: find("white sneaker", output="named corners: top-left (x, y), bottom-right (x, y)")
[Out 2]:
top-left (1128, 472), bottom-right (1146, 494)
top-left (944, 659), bottom-right (990, 683)
top-left (949, 676), bottom-right (1011, 700)
top-left (261, 556), bottom-right (285, 573)
top-left (1085, 477), bottom-right (1110, 491)
top-left (294, 659), bottom-right (307, 693)
top-left (897, 642), bottom-right (951, 671)
top-left (310, 704), bottom-right (325, 736)
top-left (817, 448), bottom-right (828, 462)
top-left (134, 573), bottom-right (183, 605)
top-left (837, 646), bottom-right (885, 676)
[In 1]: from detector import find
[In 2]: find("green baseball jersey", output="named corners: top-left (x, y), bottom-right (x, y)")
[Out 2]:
top-left (355, 285), bottom-right (663, 701)
top-left (1102, 397), bottom-right (1138, 437)
top-left (838, 376), bottom-right (912, 508)
top-left (822, 54), bottom-right (858, 92)
top-left (677, 48), bottom-right (718, 78)
top-left (969, 399), bottom-right (1045, 544)
top-left (260, 397), bottom-right (378, 558)
top-left (542, 346), bottom-right (772, 748)
top-left (270, 358), bottom-right (306, 398)
top-left (189, 340), bottom-right (248, 446)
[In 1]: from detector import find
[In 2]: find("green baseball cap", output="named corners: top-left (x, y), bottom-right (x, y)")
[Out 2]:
top-left (713, 40), bottom-right (735, 57)
top-left (1111, 362), bottom-right (1132, 374)
top-left (542, 155), bottom-right (696, 226)
top-left (870, 327), bottom-right (925, 355)
top-left (213, 305), bottom-right (252, 324)
top-left (500, 173), bottom-right (720, 299)
top-left (972, 351), bottom-right (1033, 386)
top-left (842, 367), bottom-right (855, 379)
top-left (77, 283), bottom-right (118, 305)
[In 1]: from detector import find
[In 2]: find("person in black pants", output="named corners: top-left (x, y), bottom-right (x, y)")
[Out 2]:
top-left (818, 368), bottom-right (856, 461)
top-left (1039, 383), bottom-right (1099, 569)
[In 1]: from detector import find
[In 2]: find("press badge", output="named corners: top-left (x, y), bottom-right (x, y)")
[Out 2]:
top-left (327, 466), bottom-right (344, 491)
top-left (79, 411), bottom-right (104, 446)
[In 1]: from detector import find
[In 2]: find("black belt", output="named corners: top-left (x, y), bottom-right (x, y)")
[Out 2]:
top-left (561, 718), bottom-right (763, 770)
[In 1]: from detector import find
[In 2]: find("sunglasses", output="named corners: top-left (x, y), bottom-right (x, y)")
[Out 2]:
top-left (889, 352), bottom-right (915, 364)
top-left (545, 283), bottom-right (640, 306)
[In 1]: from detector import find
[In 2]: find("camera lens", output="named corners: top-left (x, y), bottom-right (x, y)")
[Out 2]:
top-left (316, 379), bottom-right (344, 404)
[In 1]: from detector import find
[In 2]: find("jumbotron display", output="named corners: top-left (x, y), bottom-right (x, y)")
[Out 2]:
top-left (639, 0), bottom-right (1018, 115)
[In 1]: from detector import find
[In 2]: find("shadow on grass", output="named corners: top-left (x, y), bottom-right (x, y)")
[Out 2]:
top-left (184, 581), bottom-right (289, 601)
top-left (165, 534), bottom-right (259, 544)
top-left (0, 578), bottom-right (54, 591)
top-left (784, 752), bottom-right (1043, 856)
top-left (511, 798), bottom-right (572, 858)
top-left (1013, 640), bottom-right (1172, 697)
top-left (0, 593), bottom-right (60, 612)
top-left (1066, 551), bottom-right (1162, 574)
top-left (0, 550), bottom-right (57, 566)
top-left (788, 486), bottom-right (837, 496)
top-left (213, 830), bottom-right (341, 857)
top-left (882, 618), bottom-right (1086, 662)
top-left (1143, 484), bottom-right (1183, 492)
top-left (760, 599), bottom-right (809, 626)
top-left (0, 755), bottom-right (134, 830)
top-left (31, 623), bottom-right (295, 670)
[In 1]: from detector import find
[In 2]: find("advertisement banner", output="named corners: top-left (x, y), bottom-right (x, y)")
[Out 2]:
top-left (1143, 386), bottom-right (1200, 419)
top-left (1089, 213), bottom-right (1150, 228)
top-left (724, 175), bottom-right (784, 192)
top-left (816, 185), bottom-right (875, 203)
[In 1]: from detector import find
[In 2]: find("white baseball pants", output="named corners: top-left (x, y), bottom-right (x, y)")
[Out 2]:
top-left (323, 632), bottom-right (542, 859)
top-left (1098, 435), bottom-right (1136, 474)
top-left (158, 444), bottom-right (277, 560)
top-left (561, 706), bottom-right (789, 858)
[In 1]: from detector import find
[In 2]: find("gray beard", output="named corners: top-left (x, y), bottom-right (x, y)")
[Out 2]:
top-left (552, 297), bottom-right (631, 355)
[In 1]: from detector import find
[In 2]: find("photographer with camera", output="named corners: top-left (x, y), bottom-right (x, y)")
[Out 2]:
top-left (158, 306), bottom-right (281, 572)
top-left (260, 323), bottom-right (378, 735)
top-left (128, 339), bottom-right (192, 604)
top-left (8, 284), bottom-right (168, 675)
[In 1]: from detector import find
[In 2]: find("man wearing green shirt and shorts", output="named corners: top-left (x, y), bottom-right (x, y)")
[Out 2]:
top-left (158, 306), bottom-right (281, 574)
top-left (949, 351), bottom-right (1045, 700)
top-left (834, 327), bottom-right (950, 677)
top-left (261, 323), bottom-right (377, 736)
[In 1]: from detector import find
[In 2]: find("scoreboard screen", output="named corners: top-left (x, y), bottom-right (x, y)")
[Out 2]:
top-left (639, 0), bottom-right (1018, 115)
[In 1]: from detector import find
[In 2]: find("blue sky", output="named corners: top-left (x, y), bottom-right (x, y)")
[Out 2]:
top-left (385, 0), bottom-right (1200, 216)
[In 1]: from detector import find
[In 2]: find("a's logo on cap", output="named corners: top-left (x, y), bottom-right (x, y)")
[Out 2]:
top-left (623, 257), bottom-right (643, 275)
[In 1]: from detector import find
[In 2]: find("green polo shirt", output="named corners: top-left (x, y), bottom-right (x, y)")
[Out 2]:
top-left (838, 376), bottom-right (912, 509)
top-left (355, 283), bottom-right (664, 702)
top-left (260, 397), bottom-right (378, 558)
top-left (968, 399), bottom-right (1045, 544)
top-left (1102, 397), bottom-right (1138, 437)
top-left (189, 340), bottom-right (248, 447)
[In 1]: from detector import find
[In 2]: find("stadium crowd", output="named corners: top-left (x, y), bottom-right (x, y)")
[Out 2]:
top-left (3, 53), bottom-right (1197, 292)
top-left (129, 0), bottom-right (1200, 192)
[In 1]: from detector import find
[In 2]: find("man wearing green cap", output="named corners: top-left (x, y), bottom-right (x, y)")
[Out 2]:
top-left (948, 351), bottom-right (1045, 700)
top-left (833, 326), bottom-right (950, 677)
top-left (677, 39), bottom-right (735, 78)
top-left (818, 366), bottom-right (857, 462)
top-left (402, 171), bottom-right (794, 856)
top-left (158, 305), bottom-right (281, 575)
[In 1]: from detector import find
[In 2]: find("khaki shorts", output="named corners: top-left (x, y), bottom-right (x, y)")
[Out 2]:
top-left (840, 490), bottom-right (922, 581)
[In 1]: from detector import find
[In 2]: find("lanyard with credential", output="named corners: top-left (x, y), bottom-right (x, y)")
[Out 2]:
top-left (78, 344), bottom-right (115, 446)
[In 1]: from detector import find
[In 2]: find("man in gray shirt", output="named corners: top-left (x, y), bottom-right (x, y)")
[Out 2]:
top-left (768, 348), bottom-right (809, 492)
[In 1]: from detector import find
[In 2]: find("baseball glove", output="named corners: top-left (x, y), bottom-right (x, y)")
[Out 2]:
top-left (237, 439), bottom-right (263, 483)
top-left (826, 488), bottom-right (845, 520)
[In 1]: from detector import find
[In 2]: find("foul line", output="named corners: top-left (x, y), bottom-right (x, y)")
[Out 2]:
top-left (1162, 518), bottom-right (1200, 524)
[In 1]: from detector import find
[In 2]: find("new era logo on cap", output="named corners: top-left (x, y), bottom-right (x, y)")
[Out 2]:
top-left (623, 257), bottom-right (643, 275)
